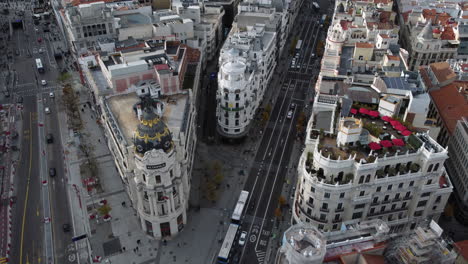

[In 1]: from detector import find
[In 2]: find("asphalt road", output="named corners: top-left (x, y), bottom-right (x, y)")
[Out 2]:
top-left (233, 1), bottom-right (332, 263)
top-left (5, 4), bottom-right (73, 264)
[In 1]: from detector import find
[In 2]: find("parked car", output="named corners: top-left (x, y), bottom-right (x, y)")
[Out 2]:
top-left (239, 231), bottom-right (247, 246)
top-left (287, 110), bottom-right (293, 119)
top-left (44, 107), bottom-right (50, 114)
top-left (37, 37), bottom-right (42, 42)
top-left (49, 92), bottom-right (54, 98)
top-left (49, 168), bottom-right (56, 177)
top-left (290, 103), bottom-right (296, 109)
top-left (41, 79), bottom-right (47, 85)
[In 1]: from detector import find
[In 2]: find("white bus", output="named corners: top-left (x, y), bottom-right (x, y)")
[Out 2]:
top-left (295, 40), bottom-right (303, 52)
top-left (217, 223), bottom-right (239, 264)
top-left (36, 58), bottom-right (44, 73)
top-left (231, 190), bottom-right (249, 224)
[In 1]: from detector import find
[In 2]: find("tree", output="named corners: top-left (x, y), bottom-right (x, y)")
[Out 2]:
top-left (57, 72), bottom-right (72, 84)
top-left (278, 196), bottom-right (286, 207)
top-left (265, 103), bottom-right (272, 114)
top-left (98, 204), bottom-right (111, 216)
top-left (261, 111), bottom-right (270, 124)
top-left (274, 207), bottom-right (282, 219)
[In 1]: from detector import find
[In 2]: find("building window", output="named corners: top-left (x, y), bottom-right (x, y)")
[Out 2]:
top-left (359, 191), bottom-right (365, 196)
top-left (359, 176), bottom-right (364, 184)
top-left (320, 214), bottom-right (326, 220)
top-left (322, 203), bottom-right (328, 210)
top-left (414, 210), bottom-right (423, 217)
top-left (307, 208), bottom-right (312, 215)
top-left (428, 164), bottom-right (433, 172)
top-left (339, 193), bottom-right (345, 198)
top-left (144, 191), bottom-right (149, 201)
top-left (318, 224), bottom-right (324, 230)
top-left (398, 183), bottom-right (403, 188)
top-left (333, 224), bottom-right (338, 230)
top-left (370, 208), bottom-right (375, 214)
top-left (355, 204), bottom-right (365, 209)
top-left (334, 214), bottom-right (340, 221)
top-left (324, 192), bottom-right (330, 198)
top-left (409, 181), bottom-right (414, 187)
top-left (427, 179), bottom-right (432, 185)
top-left (394, 193), bottom-right (400, 200)
top-left (402, 202), bottom-right (407, 209)
top-left (381, 206), bottom-right (386, 212)
top-left (417, 200), bottom-right (427, 207)
top-left (157, 192), bottom-right (164, 201)
top-left (421, 192), bottom-right (430, 197)
top-left (155, 175), bottom-right (161, 184)
top-left (387, 184), bottom-right (392, 190)
top-left (142, 174), bottom-right (146, 182)
top-left (376, 186), bottom-right (381, 192)
top-left (373, 197), bottom-right (378, 204)
top-left (337, 203), bottom-right (343, 209)
top-left (308, 197), bottom-right (314, 205)
top-left (435, 196), bottom-right (441, 204)
top-left (391, 204), bottom-right (396, 210)
top-left (311, 187), bottom-right (315, 193)
top-left (170, 170), bottom-right (173, 177)
top-left (384, 195), bottom-right (389, 202)
top-left (352, 212), bottom-right (363, 219)
top-left (434, 163), bottom-right (439, 171)
top-left (405, 192), bottom-right (411, 198)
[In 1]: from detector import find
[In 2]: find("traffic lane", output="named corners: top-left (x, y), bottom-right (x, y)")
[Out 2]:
top-left (45, 97), bottom-right (73, 263)
top-left (10, 96), bottom-right (45, 264)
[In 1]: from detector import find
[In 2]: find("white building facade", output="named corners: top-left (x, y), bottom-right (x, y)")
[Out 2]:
top-left (216, 24), bottom-right (276, 138)
top-left (292, 113), bottom-right (453, 234)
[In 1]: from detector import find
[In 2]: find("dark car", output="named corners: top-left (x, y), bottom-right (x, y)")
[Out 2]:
top-left (49, 168), bottom-right (56, 177)
top-left (46, 133), bottom-right (53, 144)
top-left (63, 223), bottom-right (71, 232)
top-left (17, 96), bottom-right (23, 104)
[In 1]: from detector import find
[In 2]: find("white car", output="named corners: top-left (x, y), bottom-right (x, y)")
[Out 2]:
top-left (49, 92), bottom-right (55, 98)
top-left (239, 231), bottom-right (247, 246)
top-left (287, 110), bottom-right (293, 119)
top-left (45, 107), bottom-right (50, 114)
top-left (39, 48), bottom-right (44, 54)
top-left (41, 80), bottom-right (47, 86)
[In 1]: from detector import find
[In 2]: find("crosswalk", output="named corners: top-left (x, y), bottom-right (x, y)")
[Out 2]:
top-left (15, 85), bottom-right (62, 96)
top-left (255, 249), bottom-right (266, 264)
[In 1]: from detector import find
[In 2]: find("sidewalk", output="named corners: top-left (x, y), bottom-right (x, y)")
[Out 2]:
top-left (58, 75), bottom-right (161, 264)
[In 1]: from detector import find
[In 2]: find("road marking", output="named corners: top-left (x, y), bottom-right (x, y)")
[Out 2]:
top-left (249, 234), bottom-right (257, 243)
top-left (0, 257), bottom-right (7, 263)
top-left (19, 113), bottom-right (33, 264)
top-left (255, 250), bottom-right (266, 264)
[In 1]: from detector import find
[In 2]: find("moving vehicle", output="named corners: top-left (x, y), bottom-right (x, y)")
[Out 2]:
top-left (239, 231), bottom-right (247, 246)
top-left (312, 2), bottom-right (320, 10)
top-left (45, 107), bottom-right (50, 114)
top-left (217, 223), bottom-right (239, 264)
top-left (41, 79), bottom-right (47, 85)
top-left (287, 110), bottom-right (293, 119)
top-left (295, 39), bottom-right (303, 52)
top-left (37, 37), bottom-right (42, 42)
top-left (62, 223), bottom-right (71, 232)
top-left (320, 15), bottom-right (327, 25)
top-left (231, 190), bottom-right (249, 224)
top-left (49, 92), bottom-right (55, 98)
top-left (290, 103), bottom-right (296, 109)
top-left (36, 58), bottom-right (44, 73)
top-left (49, 168), bottom-right (56, 177)
top-left (46, 133), bottom-right (53, 143)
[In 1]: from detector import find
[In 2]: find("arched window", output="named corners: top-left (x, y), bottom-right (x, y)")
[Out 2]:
top-left (434, 163), bottom-right (439, 171)
top-left (365, 174), bottom-right (371, 183)
top-left (428, 164), bottom-right (433, 172)
top-left (359, 176), bottom-right (364, 184)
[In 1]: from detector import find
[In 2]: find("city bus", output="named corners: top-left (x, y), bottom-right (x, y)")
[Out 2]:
top-left (231, 190), bottom-right (249, 224)
top-left (217, 223), bottom-right (239, 264)
top-left (36, 58), bottom-right (44, 73)
top-left (295, 40), bottom-right (303, 52)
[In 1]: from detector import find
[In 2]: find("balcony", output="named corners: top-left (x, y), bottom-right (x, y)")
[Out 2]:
top-left (381, 200), bottom-right (391, 204)
top-left (335, 207), bottom-right (344, 212)
top-left (333, 218), bottom-right (342, 223)
top-left (320, 207), bottom-right (330, 213)
top-left (312, 216), bottom-right (328, 224)
top-left (371, 201), bottom-right (380, 206)
top-left (403, 196), bottom-right (413, 201)
top-left (220, 105), bottom-right (245, 112)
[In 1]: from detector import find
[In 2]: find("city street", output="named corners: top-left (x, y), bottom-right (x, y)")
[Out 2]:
top-left (1, 4), bottom-right (73, 264)
top-left (234, 1), bottom-right (333, 263)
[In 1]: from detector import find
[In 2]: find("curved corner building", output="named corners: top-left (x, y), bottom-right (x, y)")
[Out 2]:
top-left (292, 111), bottom-right (453, 234)
top-left (216, 24), bottom-right (276, 138)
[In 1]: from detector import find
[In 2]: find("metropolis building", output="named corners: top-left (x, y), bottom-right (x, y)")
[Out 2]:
top-left (102, 84), bottom-right (196, 239)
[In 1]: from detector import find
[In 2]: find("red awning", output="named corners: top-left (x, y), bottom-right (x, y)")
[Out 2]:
top-left (392, 138), bottom-right (405, 146)
top-left (368, 142), bottom-right (382, 150)
top-left (390, 120), bottom-right (401, 127)
top-left (380, 140), bottom-right (393, 148)
top-left (395, 125), bottom-right (407, 132)
top-left (381, 116), bottom-right (393, 122)
top-left (350, 108), bottom-right (358, 114)
top-left (401, 130), bottom-right (412, 136)
top-left (368, 111), bottom-right (379, 117)
top-left (359, 108), bottom-right (369, 115)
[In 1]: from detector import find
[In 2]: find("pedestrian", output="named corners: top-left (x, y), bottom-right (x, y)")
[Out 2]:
top-left (137, 239), bottom-right (141, 245)
top-left (136, 246), bottom-right (139, 252)
top-left (122, 247), bottom-right (126, 251)
top-left (133, 248), bottom-right (136, 253)
top-left (177, 243), bottom-right (180, 248)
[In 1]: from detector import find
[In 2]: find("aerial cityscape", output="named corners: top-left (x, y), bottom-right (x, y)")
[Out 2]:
top-left (0, 0), bottom-right (468, 263)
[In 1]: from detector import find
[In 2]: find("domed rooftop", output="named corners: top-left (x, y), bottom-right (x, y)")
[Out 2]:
top-left (133, 107), bottom-right (173, 155)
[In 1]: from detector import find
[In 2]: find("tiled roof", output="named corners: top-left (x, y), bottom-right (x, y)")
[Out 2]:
top-left (356, 42), bottom-right (374, 49)
top-left (455, 241), bottom-right (468, 261)
top-left (402, 11), bottom-right (411, 23)
top-left (386, 55), bottom-right (399, 61)
top-left (419, 67), bottom-right (432, 88)
top-left (380, 34), bottom-right (390, 39)
top-left (430, 62), bottom-right (456, 83)
top-left (362, 253), bottom-right (386, 264)
top-left (441, 26), bottom-right (455, 40)
top-left (340, 20), bottom-right (352, 30)
top-left (367, 22), bottom-right (394, 30)
top-left (422, 9), bottom-right (452, 26)
top-left (429, 82), bottom-right (468, 135)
